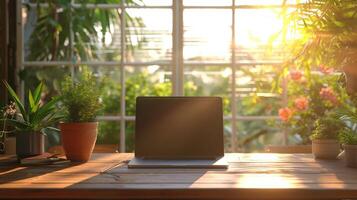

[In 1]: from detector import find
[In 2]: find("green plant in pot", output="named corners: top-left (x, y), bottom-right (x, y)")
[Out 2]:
top-left (310, 113), bottom-right (343, 159)
top-left (59, 70), bottom-right (101, 162)
top-left (339, 109), bottom-right (357, 168)
top-left (0, 81), bottom-right (62, 158)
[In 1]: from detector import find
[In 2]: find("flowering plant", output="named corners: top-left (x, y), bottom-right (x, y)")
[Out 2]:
top-left (278, 66), bottom-right (348, 144)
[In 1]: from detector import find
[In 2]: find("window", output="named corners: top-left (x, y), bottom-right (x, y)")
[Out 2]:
top-left (21, 0), bottom-right (298, 152)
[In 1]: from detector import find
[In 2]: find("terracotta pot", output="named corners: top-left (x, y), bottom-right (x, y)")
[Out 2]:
top-left (16, 132), bottom-right (45, 159)
top-left (60, 122), bottom-right (98, 162)
top-left (312, 139), bottom-right (340, 159)
top-left (344, 145), bottom-right (357, 168)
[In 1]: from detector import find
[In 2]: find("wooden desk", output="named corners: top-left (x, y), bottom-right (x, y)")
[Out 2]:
top-left (0, 153), bottom-right (357, 199)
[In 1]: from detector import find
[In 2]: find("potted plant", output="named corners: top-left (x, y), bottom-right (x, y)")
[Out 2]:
top-left (310, 114), bottom-right (343, 159)
top-left (339, 128), bottom-right (357, 167)
top-left (339, 108), bottom-right (357, 167)
top-left (59, 70), bottom-right (101, 162)
top-left (0, 81), bottom-right (62, 158)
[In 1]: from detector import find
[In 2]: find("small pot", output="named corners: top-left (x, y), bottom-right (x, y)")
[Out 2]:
top-left (16, 132), bottom-right (45, 159)
top-left (344, 145), bottom-right (357, 168)
top-left (312, 139), bottom-right (340, 159)
top-left (60, 122), bottom-right (98, 162)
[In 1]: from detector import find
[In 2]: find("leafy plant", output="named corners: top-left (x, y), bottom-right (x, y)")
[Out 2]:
top-left (0, 81), bottom-right (62, 133)
top-left (278, 66), bottom-right (348, 144)
top-left (280, 0), bottom-right (357, 72)
top-left (310, 113), bottom-right (344, 140)
top-left (339, 128), bottom-right (357, 145)
top-left (339, 104), bottom-right (357, 145)
top-left (60, 69), bottom-right (101, 122)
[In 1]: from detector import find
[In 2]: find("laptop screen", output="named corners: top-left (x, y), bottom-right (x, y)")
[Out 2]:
top-left (135, 97), bottom-right (224, 159)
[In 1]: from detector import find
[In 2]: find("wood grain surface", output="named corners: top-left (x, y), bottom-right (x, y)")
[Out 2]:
top-left (0, 153), bottom-right (356, 200)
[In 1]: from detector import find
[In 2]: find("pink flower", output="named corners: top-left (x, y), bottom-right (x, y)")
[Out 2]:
top-left (319, 65), bottom-right (334, 75)
top-left (290, 70), bottom-right (303, 81)
top-left (294, 97), bottom-right (309, 110)
top-left (279, 107), bottom-right (293, 122)
top-left (319, 87), bottom-right (339, 105)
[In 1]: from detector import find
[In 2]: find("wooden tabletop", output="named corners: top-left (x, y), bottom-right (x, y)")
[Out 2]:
top-left (0, 153), bottom-right (357, 200)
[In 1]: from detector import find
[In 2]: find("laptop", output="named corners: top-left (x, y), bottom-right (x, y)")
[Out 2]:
top-left (128, 96), bottom-right (228, 169)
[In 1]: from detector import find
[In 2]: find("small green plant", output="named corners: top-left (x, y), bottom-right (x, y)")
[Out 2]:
top-left (310, 114), bottom-right (344, 140)
top-left (339, 128), bottom-right (357, 145)
top-left (339, 107), bottom-right (357, 145)
top-left (0, 81), bottom-right (62, 133)
top-left (60, 70), bottom-right (101, 122)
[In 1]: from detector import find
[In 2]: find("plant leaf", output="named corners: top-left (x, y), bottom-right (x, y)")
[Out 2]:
top-left (33, 82), bottom-right (44, 105)
top-left (3, 81), bottom-right (28, 122)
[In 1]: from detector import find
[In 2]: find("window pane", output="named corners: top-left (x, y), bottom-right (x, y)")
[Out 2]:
top-left (125, 65), bottom-right (172, 115)
top-left (235, 65), bottom-right (281, 116)
top-left (235, 9), bottom-right (286, 61)
top-left (184, 66), bottom-right (231, 115)
top-left (21, 66), bottom-right (71, 98)
top-left (126, 121), bottom-right (135, 152)
top-left (98, 122), bottom-right (120, 146)
top-left (88, 66), bottom-right (122, 115)
top-left (184, 9), bottom-right (232, 63)
top-left (125, 9), bottom-right (172, 63)
top-left (237, 120), bottom-right (282, 152)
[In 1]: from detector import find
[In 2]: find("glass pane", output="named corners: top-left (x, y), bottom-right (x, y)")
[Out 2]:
top-left (235, 9), bottom-right (286, 60)
top-left (87, 66), bottom-right (121, 115)
top-left (73, 8), bottom-right (122, 61)
top-left (126, 121), bottom-right (135, 152)
top-left (237, 120), bottom-right (282, 152)
top-left (235, 65), bottom-right (281, 116)
top-left (224, 120), bottom-right (233, 152)
top-left (184, 66), bottom-right (231, 115)
top-left (126, 0), bottom-right (172, 6)
top-left (125, 9), bottom-right (172, 62)
top-left (184, 9), bottom-right (232, 63)
top-left (21, 66), bottom-right (71, 99)
top-left (184, 0), bottom-right (232, 6)
top-left (125, 65), bottom-right (172, 115)
top-left (98, 121), bottom-right (120, 146)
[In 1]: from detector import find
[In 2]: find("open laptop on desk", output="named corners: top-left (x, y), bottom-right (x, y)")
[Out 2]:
top-left (128, 96), bottom-right (228, 169)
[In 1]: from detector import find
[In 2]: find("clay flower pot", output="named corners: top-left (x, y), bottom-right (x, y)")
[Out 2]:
top-left (60, 122), bottom-right (98, 162)
top-left (344, 145), bottom-right (357, 168)
top-left (312, 139), bottom-right (340, 159)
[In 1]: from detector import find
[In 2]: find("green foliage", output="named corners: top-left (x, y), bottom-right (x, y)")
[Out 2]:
top-left (339, 103), bottom-right (357, 145)
top-left (1, 81), bottom-right (62, 133)
top-left (339, 128), bottom-right (357, 145)
top-left (25, 0), bottom-right (143, 61)
top-left (310, 114), bottom-right (344, 140)
top-left (60, 69), bottom-right (101, 122)
top-left (284, 0), bottom-right (357, 69)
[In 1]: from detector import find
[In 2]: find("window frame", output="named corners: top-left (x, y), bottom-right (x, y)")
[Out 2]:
top-left (19, 0), bottom-right (296, 152)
